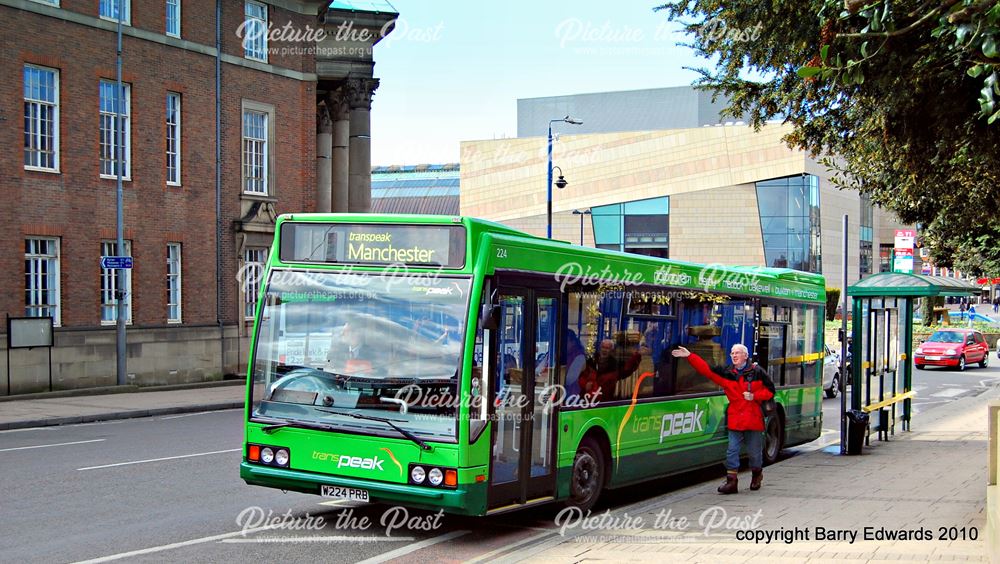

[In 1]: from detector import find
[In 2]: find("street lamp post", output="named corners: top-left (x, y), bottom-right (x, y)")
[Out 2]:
top-left (547, 115), bottom-right (582, 239)
top-left (572, 209), bottom-right (591, 246)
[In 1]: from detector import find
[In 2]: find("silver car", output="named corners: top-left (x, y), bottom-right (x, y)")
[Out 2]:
top-left (823, 344), bottom-right (842, 398)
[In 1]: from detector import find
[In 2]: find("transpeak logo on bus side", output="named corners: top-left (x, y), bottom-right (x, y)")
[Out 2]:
top-left (658, 404), bottom-right (706, 442)
top-left (624, 403), bottom-right (707, 445)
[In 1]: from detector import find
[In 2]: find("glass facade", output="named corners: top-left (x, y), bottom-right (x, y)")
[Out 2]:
top-left (860, 194), bottom-right (873, 277)
top-left (756, 175), bottom-right (822, 273)
top-left (591, 196), bottom-right (669, 258)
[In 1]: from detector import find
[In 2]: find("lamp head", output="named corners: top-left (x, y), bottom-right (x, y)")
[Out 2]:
top-left (555, 175), bottom-right (568, 189)
top-left (563, 115), bottom-right (583, 125)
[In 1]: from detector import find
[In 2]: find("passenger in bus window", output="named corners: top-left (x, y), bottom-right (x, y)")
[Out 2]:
top-left (579, 339), bottom-right (648, 401)
top-left (562, 330), bottom-right (588, 399)
top-left (672, 343), bottom-right (775, 494)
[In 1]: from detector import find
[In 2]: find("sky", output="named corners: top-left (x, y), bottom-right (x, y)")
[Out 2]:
top-left (368, 1), bottom-right (710, 165)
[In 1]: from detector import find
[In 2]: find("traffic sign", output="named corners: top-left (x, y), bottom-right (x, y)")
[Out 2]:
top-left (101, 256), bottom-right (133, 269)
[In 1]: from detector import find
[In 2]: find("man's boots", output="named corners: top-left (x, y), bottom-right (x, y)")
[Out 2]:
top-left (750, 468), bottom-right (763, 491)
top-left (718, 471), bottom-right (738, 494)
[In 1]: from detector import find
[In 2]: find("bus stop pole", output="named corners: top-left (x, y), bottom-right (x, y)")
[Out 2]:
top-left (840, 214), bottom-right (848, 454)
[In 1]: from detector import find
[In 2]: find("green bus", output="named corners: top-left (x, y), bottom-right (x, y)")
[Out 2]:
top-left (241, 214), bottom-right (826, 515)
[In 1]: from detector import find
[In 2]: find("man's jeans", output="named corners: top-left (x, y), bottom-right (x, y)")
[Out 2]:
top-left (726, 430), bottom-right (763, 471)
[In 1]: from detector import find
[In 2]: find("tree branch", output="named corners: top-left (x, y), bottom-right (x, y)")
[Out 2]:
top-left (837, 0), bottom-right (962, 40)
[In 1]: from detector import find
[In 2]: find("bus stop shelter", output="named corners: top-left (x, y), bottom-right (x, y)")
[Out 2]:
top-left (846, 273), bottom-right (979, 446)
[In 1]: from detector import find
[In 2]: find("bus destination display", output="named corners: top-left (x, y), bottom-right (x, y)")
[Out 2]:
top-left (280, 223), bottom-right (466, 268)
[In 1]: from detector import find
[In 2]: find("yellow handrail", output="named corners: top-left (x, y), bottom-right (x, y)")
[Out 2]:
top-left (862, 390), bottom-right (916, 413)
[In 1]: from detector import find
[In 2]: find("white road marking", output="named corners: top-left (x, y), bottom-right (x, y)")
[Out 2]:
top-left (0, 439), bottom-right (105, 452)
top-left (72, 524), bottom-right (285, 563)
top-left (354, 530), bottom-right (470, 564)
top-left (318, 500), bottom-right (365, 508)
top-left (77, 448), bottom-right (240, 471)
top-left (930, 388), bottom-right (966, 398)
top-left (158, 411), bottom-right (221, 420)
top-left (220, 536), bottom-right (415, 543)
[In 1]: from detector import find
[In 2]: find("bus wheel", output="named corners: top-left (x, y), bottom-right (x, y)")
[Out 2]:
top-left (567, 437), bottom-right (604, 512)
top-left (763, 416), bottom-right (783, 466)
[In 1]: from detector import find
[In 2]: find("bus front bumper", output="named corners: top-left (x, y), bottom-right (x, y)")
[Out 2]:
top-left (240, 462), bottom-right (485, 515)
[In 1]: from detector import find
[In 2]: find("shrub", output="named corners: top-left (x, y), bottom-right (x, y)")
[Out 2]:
top-left (825, 287), bottom-right (841, 321)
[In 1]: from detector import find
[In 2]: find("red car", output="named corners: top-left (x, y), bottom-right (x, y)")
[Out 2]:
top-left (914, 329), bottom-right (990, 371)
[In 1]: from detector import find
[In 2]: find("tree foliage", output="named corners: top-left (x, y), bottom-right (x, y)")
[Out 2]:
top-left (656, 1), bottom-right (1000, 275)
top-left (826, 286), bottom-right (841, 320)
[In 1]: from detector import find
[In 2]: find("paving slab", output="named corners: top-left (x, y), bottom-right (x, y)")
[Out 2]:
top-left (502, 385), bottom-right (1000, 563)
top-left (0, 383), bottom-right (246, 430)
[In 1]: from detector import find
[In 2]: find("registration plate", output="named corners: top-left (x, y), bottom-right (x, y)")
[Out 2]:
top-left (320, 485), bottom-right (369, 502)
top-left (924, 356), bottom-right (942, 360)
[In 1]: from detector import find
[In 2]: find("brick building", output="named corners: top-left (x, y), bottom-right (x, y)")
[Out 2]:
top-left (1, 0), bottom-right (396, 393)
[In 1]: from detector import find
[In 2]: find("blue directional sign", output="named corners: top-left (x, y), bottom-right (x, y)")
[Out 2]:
top-left (101, 256), bottom-right (133, 269)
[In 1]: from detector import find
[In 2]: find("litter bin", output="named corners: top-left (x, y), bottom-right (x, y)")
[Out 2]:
top-left (846, 410), bottom-right (869, 455)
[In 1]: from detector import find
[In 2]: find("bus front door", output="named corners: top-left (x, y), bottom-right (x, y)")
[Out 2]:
top-left (488, 289), bottom-right (559, 511)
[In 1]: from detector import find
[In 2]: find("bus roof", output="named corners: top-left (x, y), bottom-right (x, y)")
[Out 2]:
top-left (273, 213), bottom-right (825, 300)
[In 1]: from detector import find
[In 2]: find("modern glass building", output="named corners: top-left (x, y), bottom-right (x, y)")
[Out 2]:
top-left (459, 87), bottom-right (911, 287)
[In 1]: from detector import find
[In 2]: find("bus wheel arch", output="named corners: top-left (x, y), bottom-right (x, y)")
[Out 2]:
top-left (566, 427), bottom-right (611, 512)
top-left (762, 406), bottom-right (785, 466)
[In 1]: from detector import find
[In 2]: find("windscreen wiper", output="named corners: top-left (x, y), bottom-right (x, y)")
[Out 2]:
top-left (317, 407), bottom-right (433, 451)
top-left (258, 418), bottom-right (335, 435)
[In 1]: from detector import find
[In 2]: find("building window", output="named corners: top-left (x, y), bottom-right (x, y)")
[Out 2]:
top-left (25, 238), bottom-right (60, 325)
top-left (756, 175), bottom-right (822, 273)
top-left (24, 65), bottom-right (59, 171)
top-left (243, 1), bottom-right (267, 62)
top-left (167, 243), bottom-right (181, 322)
top-left (244, 247), bottom-right (267, 319)
top-left (592, 197), bottom-right (670, 257)
top-left (100, 0), bottom-right (130, 24)
top-left (242, 110), bottom-right (268, 194)
top-left (165, 0), bottom-right (180, 37)
top-left (29, 0), bottom-right (59, 5)
top-left (860, 241), bottom-right (873, 276)
top-left (99, 80), bottom-right (131, 179)
top-left (166, 93), bottom-right (181, 185)
top-left (101, 240), bottom-right (132, 324)
top-left (859, 195), bottom-right (873, 277)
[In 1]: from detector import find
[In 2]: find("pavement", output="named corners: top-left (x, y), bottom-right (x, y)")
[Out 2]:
top-left (0, 381), bottom-right (245, 430)
top-left (1, 380), bottom-right (997, 562)
top-left (484, 385), bottom-right (1000, 563)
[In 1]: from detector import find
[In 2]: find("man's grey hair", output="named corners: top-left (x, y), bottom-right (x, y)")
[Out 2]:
top-left (730, 344), bottom-right (749, 356)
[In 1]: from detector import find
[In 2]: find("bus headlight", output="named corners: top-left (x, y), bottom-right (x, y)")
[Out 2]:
top-left (275, 449), bottom-right (289, 467)
top-left (428, 468), bottom-right (444, 486)
top-left (411, 466), bottom-right (426, 484)
top-left (261, 447), bottom-right (274, 464)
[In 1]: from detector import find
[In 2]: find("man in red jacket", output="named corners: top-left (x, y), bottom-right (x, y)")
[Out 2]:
top-left (672, 343), bottom-right (775, 494)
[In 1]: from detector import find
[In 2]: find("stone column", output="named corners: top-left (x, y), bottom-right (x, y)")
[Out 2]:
top-left (316, 101), bottom-right (333, 213)
top-left (346, 77), bottom-right (379, 213)
top-left (328, 90), bottom-right (351, 213)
